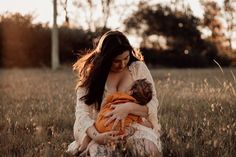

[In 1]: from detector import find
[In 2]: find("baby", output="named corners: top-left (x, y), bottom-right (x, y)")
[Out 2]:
top-left (95, 78), bottom-right (153, 135)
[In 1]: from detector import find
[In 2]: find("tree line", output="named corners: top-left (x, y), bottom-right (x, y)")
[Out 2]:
top-left (0, 0), bottom-right (235, 68)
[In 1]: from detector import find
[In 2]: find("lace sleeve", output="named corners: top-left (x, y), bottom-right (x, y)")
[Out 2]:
top-left (133, 61), bottom-right (161, 133)
top-left (73, 87), bottom-right (95, 145)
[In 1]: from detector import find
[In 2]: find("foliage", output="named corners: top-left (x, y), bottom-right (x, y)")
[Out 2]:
top-left (223, 0), bottom-right (236, 52)
top-left (200, 1), bottom-right (228, 56)
top-left (0, 13), bottom-right (111, 68)
top-left (124, 3), bottom-right (232, 67)
top-left (0, 13), bottom-right (51, 67)
top-left (58, 26), bottom-right (111, 65)
top-left (0, 8), bottom-right (234, 68)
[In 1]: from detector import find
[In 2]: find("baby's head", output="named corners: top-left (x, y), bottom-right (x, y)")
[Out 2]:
top-left (129, 79), bottom-right (153, 106)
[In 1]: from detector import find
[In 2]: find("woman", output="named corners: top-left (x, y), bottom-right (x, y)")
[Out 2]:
top-left (67, 30), bottom-right (162, 157)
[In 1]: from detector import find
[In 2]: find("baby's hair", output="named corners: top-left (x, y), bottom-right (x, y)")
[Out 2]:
top-left (130, 79), bottom-right (153, 105)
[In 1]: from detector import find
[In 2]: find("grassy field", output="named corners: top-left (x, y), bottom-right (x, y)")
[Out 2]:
top-left (0, 67), bottom-right (235, 157)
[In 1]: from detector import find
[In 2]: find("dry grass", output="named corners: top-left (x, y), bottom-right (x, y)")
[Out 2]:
top-left (0, 67), bottom-right (235, 157)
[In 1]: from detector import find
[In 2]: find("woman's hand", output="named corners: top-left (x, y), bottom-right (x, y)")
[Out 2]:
top-left (104, 102), bottom-right (133, 130)
top-left (87, 125), bottom-right (123, 145)
top-left (93, 131), bottom-right (122, 145)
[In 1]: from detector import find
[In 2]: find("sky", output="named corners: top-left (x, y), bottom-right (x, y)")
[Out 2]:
top-left (0, 0), bottom-right (235, 48)
top-left (0, 0), bottom-right (209, 27)
top-left (0, 0), bottom-right (53, 24)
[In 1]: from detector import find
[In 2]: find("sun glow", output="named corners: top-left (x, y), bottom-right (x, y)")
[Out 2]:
top-left (0, 0), bottom-right (235, 48)
top-left (0, 0), bottom-right (208, 27)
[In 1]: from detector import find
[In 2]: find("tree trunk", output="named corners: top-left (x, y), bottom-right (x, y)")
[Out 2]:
top-left (52, 0), bottom-right (60, 70)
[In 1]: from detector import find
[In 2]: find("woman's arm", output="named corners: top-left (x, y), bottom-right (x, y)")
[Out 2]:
top-left (86, 124), bottom-right (121, 145)
top-left (73, 87), bottom-right (96, 143)
top-left (104, 102), bottom-right (148, 128)
top-left (110, 102), bottom-right (148, 118)
top-left (86, 125), bottom-right (99, 140)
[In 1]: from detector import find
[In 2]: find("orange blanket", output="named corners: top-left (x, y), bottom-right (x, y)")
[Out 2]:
top-left (95, 92), bottom-right (142, 135)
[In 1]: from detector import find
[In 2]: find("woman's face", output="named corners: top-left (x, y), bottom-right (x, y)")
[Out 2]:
top-left (110, 50), bottom-right (130, 73)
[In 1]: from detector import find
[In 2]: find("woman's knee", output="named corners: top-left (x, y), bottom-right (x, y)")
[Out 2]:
top-left (126, 138), bottom-right (161, 157)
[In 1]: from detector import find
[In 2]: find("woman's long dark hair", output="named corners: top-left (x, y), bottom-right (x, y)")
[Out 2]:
top-left (73, 30), bottom-right (143, 110)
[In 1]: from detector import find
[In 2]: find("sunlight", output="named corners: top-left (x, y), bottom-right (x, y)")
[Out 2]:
top-left (0, 0), bottom-right (207, 27)
top-left (0, 0), bottom-right (235, 48)
top-left (0, 0), bottom-right (53, 24)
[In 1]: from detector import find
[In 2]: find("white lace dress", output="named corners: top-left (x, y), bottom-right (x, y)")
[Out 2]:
top-left (67, 61), bottom-right (162, 156)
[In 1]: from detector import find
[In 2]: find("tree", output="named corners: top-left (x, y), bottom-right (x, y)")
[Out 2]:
top-left (0, 13), bottom-right (51, 67)
top-left (72, 0), bottom-right (114, 32)
top-left (60, 0), bottom-right (70, 27)
top-left (52, 0), bottom-right (60, 70)
top-left (200, 0), bottom-right (229, 57)
top-left (101, 0), bottom-right (114, 30)
top-left (223, 0), bottom-right (236, 51)
top-left (124, 3), bottom-right (202, 55)
top-left (170, 0), bottom-right (192, 15)
top-left (124, 2), bottom-right (231, 67)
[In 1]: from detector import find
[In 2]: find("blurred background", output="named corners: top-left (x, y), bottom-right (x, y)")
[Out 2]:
top-left (0, 0), bottom-right (235, 68)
